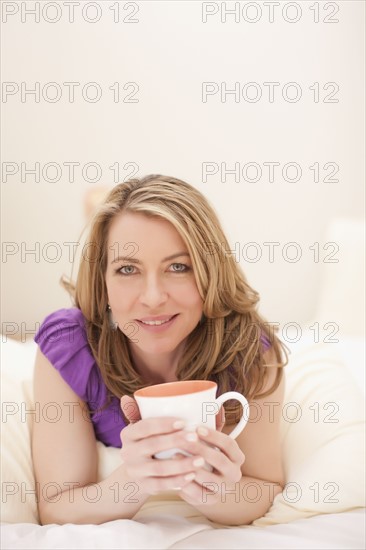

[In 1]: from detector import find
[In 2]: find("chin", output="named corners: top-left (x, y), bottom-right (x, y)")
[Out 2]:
top-left (143, 343), bottom-right (177, 354)
top-left (137, 338), bottom-right (182, 355)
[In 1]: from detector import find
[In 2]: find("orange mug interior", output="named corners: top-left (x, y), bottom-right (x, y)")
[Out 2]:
top-left (134, 380), bottom-right (217, 398)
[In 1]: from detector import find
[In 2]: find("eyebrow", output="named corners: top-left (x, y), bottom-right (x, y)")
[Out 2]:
top-left (110, 252), bottom-right (191, 265)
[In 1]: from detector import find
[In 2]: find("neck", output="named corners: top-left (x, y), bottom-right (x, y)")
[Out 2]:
top-left (129, 341), bottom-right (186, 385)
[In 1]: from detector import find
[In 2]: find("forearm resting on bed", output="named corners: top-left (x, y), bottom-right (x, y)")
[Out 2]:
top-left (193, 475), bottom-right (283, 526)
top-left (38, 463), bottom-right (150, 525)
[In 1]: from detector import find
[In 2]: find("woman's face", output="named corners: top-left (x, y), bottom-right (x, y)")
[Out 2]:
top-left (105, 212), bottom-right (203, 356)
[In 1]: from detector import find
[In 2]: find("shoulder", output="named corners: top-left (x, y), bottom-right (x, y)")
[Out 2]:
top-left (34, 307), bottom-right (89, 351)
top-left (35, 307), bottom-right (86, 338)
top-left (34, 308), bottom-right (97, 402)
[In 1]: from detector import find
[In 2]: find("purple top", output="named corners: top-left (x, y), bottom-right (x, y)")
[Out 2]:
top-left (34, 308), bottom-right (271, 448)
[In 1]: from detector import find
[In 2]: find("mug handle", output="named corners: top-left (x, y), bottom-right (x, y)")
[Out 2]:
top-left (215, 391), bottom-right (249, 439)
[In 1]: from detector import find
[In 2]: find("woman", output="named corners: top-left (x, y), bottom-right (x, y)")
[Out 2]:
top-left (32, 174), bottom-right (289, 526)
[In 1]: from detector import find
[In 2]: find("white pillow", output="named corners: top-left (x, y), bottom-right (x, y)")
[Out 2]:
top-left (1, 337), bottom-right (364, 525)
top-left (253, 339), bottom-right (365, 526)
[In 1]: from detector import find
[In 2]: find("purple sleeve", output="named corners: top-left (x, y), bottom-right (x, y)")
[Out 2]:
top-left (34, 308), bottom-right (126, 448)
top-left (34, 308), bottom-right (96, 402)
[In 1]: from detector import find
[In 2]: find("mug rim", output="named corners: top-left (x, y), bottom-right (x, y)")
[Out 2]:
top-left (134, 380), bottom-right (217, 398)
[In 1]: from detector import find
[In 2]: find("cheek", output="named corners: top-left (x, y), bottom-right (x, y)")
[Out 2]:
top-left (106, 278), bottom-right (142, 315)
top-left (178, 283), bottom-right (203, 308)
top-left (106, 278), bottom-right (128, 309)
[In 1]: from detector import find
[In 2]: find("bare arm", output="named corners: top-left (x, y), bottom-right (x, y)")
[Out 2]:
top-left (31, 348), bottom-right (150, 524)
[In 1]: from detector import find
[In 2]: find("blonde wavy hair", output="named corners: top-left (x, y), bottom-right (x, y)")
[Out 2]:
top-left (62, 174), bottom-right (289, 425)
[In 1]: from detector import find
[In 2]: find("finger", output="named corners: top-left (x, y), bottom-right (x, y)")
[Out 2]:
top-left (121, 417), bottom-right (186, 443)
top-left (180, 430), bottom-right (245, 479)
top-left (144, 456), bottom-right (200, 478)
top-left (120, 395), bottom-right (141, 423)
top-left (171, 453), bottom-right (188, 460)
top-left (215, 405), bottom-right (226, 431)
top-left (124, 429), bottom-right (198, 460)
top-left (196, 426), bottom-right (245, 466)
top-left (148, 471), bottom-right (197, 494)
top-left (179, 479), bottom-right (220, 506)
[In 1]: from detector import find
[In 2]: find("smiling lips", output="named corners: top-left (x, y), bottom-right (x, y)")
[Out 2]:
top-left (138, 314), bottom-right (178, 326)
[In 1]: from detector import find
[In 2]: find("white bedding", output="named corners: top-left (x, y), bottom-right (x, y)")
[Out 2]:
top-left (1, 509), bottom-right (365, 550)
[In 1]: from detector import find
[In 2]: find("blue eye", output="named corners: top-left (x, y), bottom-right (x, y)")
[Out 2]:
top-left (170, 263), bottom-right (190, 272)
top-left (118, 265), bottom-right (136, 275)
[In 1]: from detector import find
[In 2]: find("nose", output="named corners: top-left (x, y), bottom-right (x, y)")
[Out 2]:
top-left (139, 274), bottom-right (168, 309)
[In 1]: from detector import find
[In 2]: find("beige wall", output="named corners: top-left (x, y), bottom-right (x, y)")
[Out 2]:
top-left (1, 1), bottom-right (364, 341)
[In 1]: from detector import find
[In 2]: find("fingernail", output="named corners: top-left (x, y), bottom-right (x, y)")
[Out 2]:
top-left (197, 427), bottom-right (209, 436)
top-left (184, 473), bottom-right (196, 482)
top-left (193, 457), bottom-right (205, 467)
top-left (173, 420), bottom-right (185, 429)
top-left (185, 431), bottom-right (198, 442)
top-left (172, 486), bottom-right (182, 491)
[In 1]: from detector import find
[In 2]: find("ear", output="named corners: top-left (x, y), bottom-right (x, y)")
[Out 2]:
top-left (120, 395), bottom-right (141, 424)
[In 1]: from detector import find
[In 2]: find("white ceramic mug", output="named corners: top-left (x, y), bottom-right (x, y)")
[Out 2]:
top-left (134, 380), bottom-right (249, 460)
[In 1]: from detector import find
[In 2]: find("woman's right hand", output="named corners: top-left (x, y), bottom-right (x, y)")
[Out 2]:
top-left (119, 396), bottom-right (204, 496)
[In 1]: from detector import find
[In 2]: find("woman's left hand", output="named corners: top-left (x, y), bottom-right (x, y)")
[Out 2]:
top-left (176, 426), bottom-right (245, 507)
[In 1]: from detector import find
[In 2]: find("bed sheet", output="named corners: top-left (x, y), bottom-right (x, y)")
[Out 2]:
top-left (1, 508), bottom-right (365, 550)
